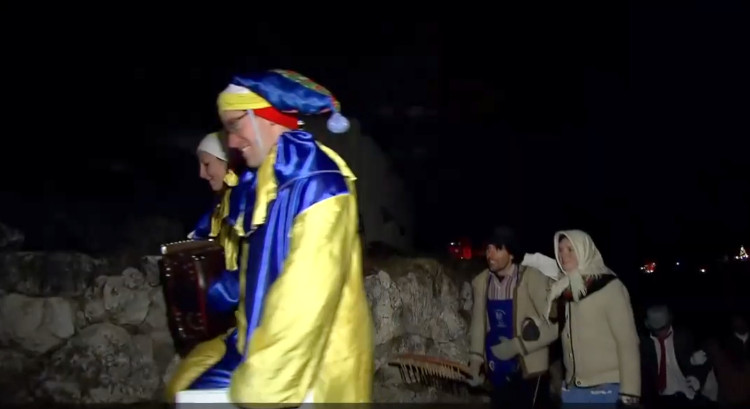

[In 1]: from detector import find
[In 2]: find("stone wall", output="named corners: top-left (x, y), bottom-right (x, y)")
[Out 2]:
top-left (0, 224), bottom-right (491, 404)
top-left (364, 257), bottom-right (482, 402)
top-left (0, 251), bottom-right (171, 404)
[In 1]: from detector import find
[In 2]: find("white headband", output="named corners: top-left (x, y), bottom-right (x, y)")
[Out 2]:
top-left (223, 84), bottom-right (251, 94)
top-left (196, 132), bottom-right (228, 162)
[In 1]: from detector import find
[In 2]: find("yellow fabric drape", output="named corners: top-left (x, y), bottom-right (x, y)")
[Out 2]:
top-left (230, 195), bottom-right (373, 405)
top-left (163, 333), bottom-right (230, 400)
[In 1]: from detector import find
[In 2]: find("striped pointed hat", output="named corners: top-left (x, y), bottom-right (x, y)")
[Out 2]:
top-left (217, 69), bottom-right (350, 133)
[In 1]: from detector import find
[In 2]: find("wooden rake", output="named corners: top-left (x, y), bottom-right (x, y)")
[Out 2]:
top-left (388, 353), bottom-right (473, 395)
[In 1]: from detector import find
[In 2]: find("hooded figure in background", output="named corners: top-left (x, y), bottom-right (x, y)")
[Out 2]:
top-left (545, 230), bottom-right (641, 408)
top-left (707, 313), bottom-right (750, 405)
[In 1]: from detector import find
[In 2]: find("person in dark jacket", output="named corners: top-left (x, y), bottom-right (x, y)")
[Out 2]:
top-left (724, 313), bottom-right (750, 365)
top-left (639, 305), bottom-right (712, 408)
top-left (706, 313), bottom-right (750, 405)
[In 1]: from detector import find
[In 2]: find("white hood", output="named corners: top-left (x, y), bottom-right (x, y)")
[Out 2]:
top-left (196, 131), bottom-right (228, 162)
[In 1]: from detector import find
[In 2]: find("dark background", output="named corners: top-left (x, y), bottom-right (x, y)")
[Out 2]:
top-left (1, 4), bottom-right (748, 291)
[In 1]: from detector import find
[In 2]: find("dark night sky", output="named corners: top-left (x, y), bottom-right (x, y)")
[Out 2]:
top-left (2, 4), bottom-right (748, 271)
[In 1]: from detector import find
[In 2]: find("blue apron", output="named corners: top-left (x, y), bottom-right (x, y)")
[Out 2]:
top-left (484, 276), bottom-right (519, 388)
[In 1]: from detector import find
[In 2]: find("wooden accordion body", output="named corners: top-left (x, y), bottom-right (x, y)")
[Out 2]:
top-left (159, 239), bottom-right (236, 357)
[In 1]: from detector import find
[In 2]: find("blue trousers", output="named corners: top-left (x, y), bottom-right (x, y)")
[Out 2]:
top-left (561, 382), bottom-right (619, 408)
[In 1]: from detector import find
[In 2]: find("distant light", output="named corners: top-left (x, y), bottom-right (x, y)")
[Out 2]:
top-left (642, 262), bottom-right (656, 274)
top-left (675, 262), bottom-right (680, 266)
top-left (700, 268), bottom-right (707, 273)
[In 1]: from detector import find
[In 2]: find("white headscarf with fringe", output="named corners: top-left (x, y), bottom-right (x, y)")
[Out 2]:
top-left (544, 230), bottom-right (615, 321)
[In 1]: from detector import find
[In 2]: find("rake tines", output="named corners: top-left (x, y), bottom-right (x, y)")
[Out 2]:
top-left (387, 353), bottom-right (471, 395)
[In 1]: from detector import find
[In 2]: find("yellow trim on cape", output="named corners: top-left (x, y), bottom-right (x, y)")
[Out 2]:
top-left (247, 142), bottom-right (356, 231)
top-left (209, 180), bottom-right (240, 271)
top-left (249, 147), bottom-right (279, 229)
top-left (234, 240), bottom-right (250, 356)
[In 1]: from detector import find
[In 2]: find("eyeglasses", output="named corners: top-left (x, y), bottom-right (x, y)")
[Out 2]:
top-left (224, 112), bottom-right (248, 133)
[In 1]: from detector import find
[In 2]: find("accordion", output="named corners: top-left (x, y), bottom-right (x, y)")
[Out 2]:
top-left (159, 239), bottom-right (236, 357)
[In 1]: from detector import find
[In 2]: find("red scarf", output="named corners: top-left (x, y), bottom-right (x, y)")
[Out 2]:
top-left (657, 330), bottom-right (673, 393)
top-left (253, 106), bottom-right (299, 130)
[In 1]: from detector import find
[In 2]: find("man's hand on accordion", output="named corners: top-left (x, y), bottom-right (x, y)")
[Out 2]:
top-left (206, 269), bottom-right (241, 313)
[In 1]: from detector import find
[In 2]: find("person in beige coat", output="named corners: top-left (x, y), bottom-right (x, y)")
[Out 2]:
top-left (544, 230), bottom-right (641, 408)
top-left (467, 226), bottom-right (560, 408)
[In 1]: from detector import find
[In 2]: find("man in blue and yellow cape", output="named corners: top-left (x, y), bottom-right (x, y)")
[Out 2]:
top-left (169, 69), bottom-right (374, 407)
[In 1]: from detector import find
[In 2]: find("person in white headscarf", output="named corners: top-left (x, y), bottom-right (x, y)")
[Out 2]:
top-left (543, 230), bottom-right (641, 408)
top-left (196, 131), bottom-right (232, 192)
top-left (187, 131), bottom-right (240, 241)
top-left (165, 131), bottom-right (246, 400)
